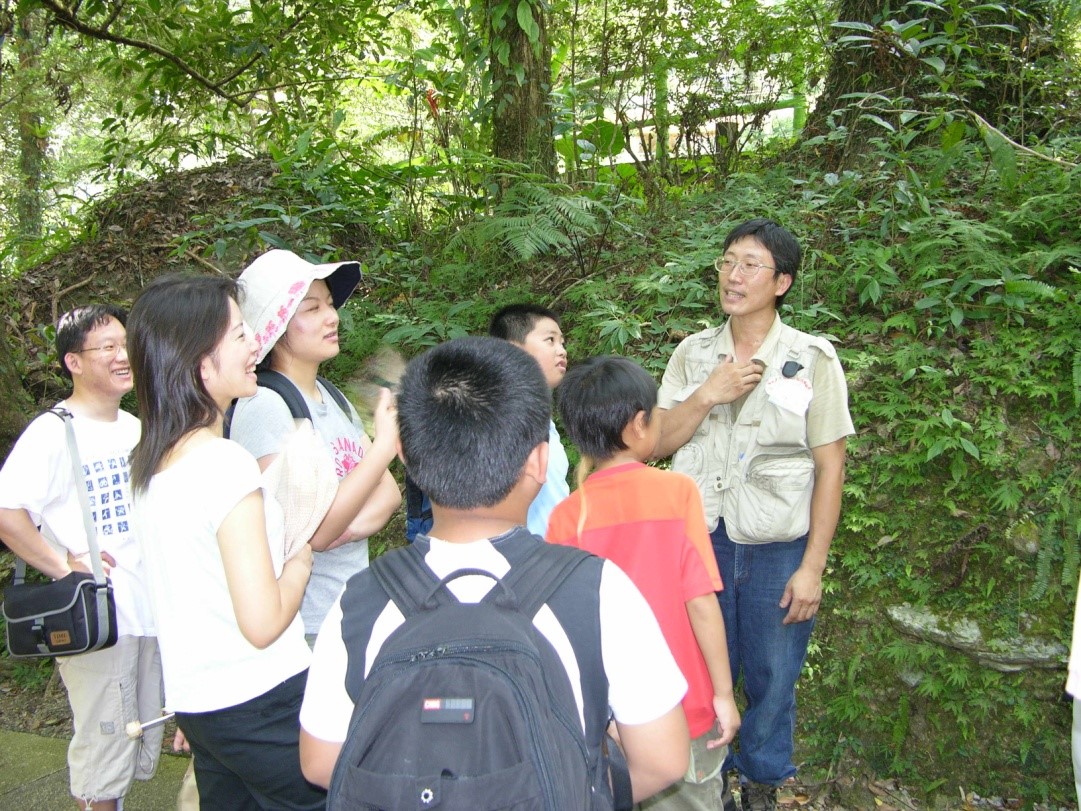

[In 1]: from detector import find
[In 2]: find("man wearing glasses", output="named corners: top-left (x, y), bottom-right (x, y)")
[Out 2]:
top-left (654, 219), bottom-right (854, 811)
top-left (0, 305), bottom-right (162, 811)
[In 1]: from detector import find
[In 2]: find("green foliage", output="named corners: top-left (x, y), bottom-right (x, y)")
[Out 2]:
top-left (178, 121), bottom-right (391, 265)
top-left (448, 177), bottom-right (607, 264)
top-left (814, 0), bottom-right (1081, 161)
top-left (4, 658), bottom-right (55, 692)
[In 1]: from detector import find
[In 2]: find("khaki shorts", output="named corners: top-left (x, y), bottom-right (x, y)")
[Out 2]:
top-left (639, 730), bottom-right (728, 811)
top-left (57, 635), bottom-right (164, 803)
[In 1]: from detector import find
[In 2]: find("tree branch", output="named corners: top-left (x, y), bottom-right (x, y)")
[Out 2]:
top-left (37, 0), bottom-right (244, 105)
top-left (102, 0), bottom-right (124, 32)
top-left (224, 72), bottom-right (381, 103)
top-left (216, 9), bottom-right (308, 89)
top-left (971, 112), bottom-right (1077, 169)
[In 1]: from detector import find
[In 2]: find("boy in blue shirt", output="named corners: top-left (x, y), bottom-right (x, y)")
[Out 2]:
top-left (489, 304), bottom-right (569, 536)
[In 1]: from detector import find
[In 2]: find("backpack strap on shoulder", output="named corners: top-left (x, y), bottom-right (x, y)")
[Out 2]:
top-left (370, 543), bottom-right (456, 618)
top-left (223, 369), bottom-right (313, 439)
top-left (256, 370), bottom-right (314, 420)
top-left (317, 375), bottom-right (352, 415)
top-left (494, 542), bottom-right (592, 618)
top-left (496, 538), bottom-right (632, 809)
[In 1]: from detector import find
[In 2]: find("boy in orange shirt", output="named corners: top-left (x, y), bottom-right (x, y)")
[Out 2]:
top-left (548, 355), bottom-right (740, 811)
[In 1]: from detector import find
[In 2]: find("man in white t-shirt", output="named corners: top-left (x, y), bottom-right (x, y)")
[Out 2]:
top-left (299, 336), bottom-right (692, 805)
top-left (0, 305), bottom-right (162, 811)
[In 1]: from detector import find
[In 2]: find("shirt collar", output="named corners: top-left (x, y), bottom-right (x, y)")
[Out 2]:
top-left (718, 312), bottom-right (782, 367)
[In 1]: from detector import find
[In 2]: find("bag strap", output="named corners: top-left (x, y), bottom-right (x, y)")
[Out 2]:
top-left (500, 541), bottom-right (633, 809)
top-left (499, 542), bottom-right (633, 807)
top-left (370, 536), bottom-right (632, 807)
top-left (606, 725), bottom-right (633, 811)
top-left (494, 542), bottom-right (590, 618)
top-left (15, 409), bottom-right (108, 588)
top-left (224, 370), bottom-right (353, 438)
top-left (316, 375), bottom-right (352, 416)
top-left (256, 369), bottom-right (314, 422)
top-left (370, 544), bottom-right (453, 618)
top-left (259, 369), bottom-right (353, 421)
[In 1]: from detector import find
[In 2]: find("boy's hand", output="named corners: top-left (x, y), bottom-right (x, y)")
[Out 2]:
top-left (707, 695), bottom-right (741, 748)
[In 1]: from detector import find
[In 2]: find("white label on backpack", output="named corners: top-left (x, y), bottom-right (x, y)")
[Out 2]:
top-left (421, 697), bottom-right (475, 724)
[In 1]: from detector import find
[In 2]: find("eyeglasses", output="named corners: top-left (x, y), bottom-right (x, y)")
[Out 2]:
top-left (714, 258), bottom-right (775, 278)
top-left (75, 343), bottom-right (123, 359)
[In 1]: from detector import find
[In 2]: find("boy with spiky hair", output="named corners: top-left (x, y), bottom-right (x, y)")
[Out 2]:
top-left (300, 336), bottom-right (691, 804)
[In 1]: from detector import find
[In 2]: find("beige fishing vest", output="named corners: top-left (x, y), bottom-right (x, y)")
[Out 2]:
top-left (670, 322), bottom-right (837, 542)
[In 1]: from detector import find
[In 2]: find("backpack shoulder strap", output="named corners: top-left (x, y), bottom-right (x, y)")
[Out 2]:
top-left (256, 370), bottom-right (314, 420)
top-left (222, 369), bottom-right (312, 439)
top-left (494, 542), bottom-right (592, 618)
top-left (370, 543), bottom-right (455, 618)
top-left (494, 535), bottom-right (610, 734)
top-left (495, 536), bottom-right (629, 808)
top-left (316, 375), bottom-right (352, 416)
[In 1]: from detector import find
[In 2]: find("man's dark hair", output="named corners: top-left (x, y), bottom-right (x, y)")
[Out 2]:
top-left (557, 356), bottom-right (657, 462)
top-left (55, 304), bottom-right (127, 379)
top-left (722, 218), bottom-right (801, 309)
top-left (488, 303), bottom-right (561, 343)
top-left (398, 336), bottom-right (550, 510)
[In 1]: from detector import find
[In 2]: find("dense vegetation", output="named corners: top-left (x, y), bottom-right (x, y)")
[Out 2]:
top-left (2, 0), bottom-right (1080, 804)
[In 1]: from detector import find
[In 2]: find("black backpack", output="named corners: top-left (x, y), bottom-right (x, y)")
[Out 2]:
top-left (222, 369), bottom-right (352, 438)
top-left (328, 533), bottom-right (632, 811)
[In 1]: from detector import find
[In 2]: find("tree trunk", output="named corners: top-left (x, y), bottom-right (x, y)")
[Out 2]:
top-left (16, 13), bottom-right (47, 264)
top-left (802, 0), bottom-right (886, 141)
top-left (488, 0), bottom-right (555, 178)
top-left (803, 0), bottom-right (1070, 153)
top-left (0, 326), bottom-right (35, 464)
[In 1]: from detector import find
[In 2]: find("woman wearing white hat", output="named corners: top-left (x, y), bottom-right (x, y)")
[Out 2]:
top-left (230, 249), bottom-right (401, 643)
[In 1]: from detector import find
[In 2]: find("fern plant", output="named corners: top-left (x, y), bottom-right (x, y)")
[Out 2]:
top-left (448, 178), bottom-right (607, 266)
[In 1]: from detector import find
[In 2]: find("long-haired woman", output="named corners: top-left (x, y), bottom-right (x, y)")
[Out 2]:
top-left (128, 274), bottom-right (341, 809)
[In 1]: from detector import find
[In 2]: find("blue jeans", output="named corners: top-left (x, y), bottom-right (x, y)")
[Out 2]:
top-left (712, 520), bottom-right (814, 786)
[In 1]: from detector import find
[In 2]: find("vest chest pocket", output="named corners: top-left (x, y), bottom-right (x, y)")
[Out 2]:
top-left (672, 440), bottom-right (706, 483)
top-left (757, 384), bottom-right (811, 449)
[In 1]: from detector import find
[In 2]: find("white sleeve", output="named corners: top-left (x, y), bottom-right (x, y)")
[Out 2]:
top-left (300, 598), bottom-right (354, 742)
top-left (0, 414), bottom-right (67, 524)
top-left (599, 560), bottom-right (688, 725)
top-left (204, 441), bottom-right (265, 530)
top-left (229, 388), bottom-right (296, 461)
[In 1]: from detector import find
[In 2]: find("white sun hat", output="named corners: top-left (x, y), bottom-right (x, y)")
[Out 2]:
top-left (261, 418), bottom-right (339, 560)
top-left (238, 249), bottom-right (362, 364)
